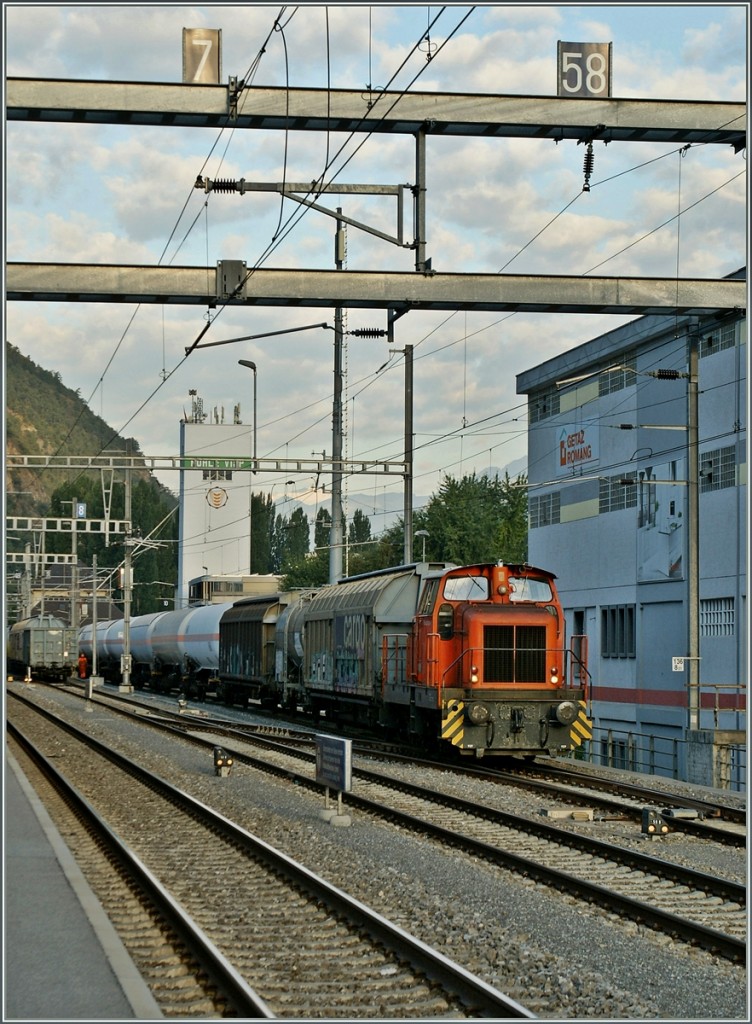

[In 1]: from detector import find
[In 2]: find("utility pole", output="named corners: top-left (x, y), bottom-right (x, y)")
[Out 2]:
top-left (70, 497), bottom-right (80, 633)
top-left (403, 344), bottom-right (414, 565)
top-left (88, 552), bottom-right (99, 698)
top-left (330, 209), bottom-right (345, 583)
top-left (120, 461), bottom-right (133, 693)
top-left (687, 319), bottom-right (700, 730)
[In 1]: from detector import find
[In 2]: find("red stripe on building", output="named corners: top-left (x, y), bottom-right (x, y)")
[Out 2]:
top-left (591, 686), bottom-right (746, 711)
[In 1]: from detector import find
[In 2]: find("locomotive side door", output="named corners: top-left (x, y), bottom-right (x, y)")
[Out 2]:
top-left (410, 577), bottom-right (441, 689)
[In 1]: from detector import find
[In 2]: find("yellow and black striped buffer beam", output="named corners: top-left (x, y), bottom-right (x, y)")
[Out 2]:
top-left (570, 701), bottom-right (593, 746)
top-left (441, 699), bottom-right (464, 746)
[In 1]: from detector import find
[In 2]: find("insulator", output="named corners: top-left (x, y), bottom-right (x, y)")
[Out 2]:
top-left (582, 142), bottom-right (594, 192)
top-left (349, 328), bottom-right (387, 338)
top-left (653, 368), bottom-right (682, 379)
top-left (212, 179), bottom-right (239, 192)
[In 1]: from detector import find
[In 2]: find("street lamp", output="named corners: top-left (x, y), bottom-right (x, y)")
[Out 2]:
top-left (415, 529), bottom-right (429, 561)
top-left (269, 480), bottom-right (295, 505)
top-left (238, 359), bottom-right (257, 471)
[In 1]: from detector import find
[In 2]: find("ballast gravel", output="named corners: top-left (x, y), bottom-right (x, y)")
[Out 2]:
top-left (13, 685), bottom-right (748, 1021)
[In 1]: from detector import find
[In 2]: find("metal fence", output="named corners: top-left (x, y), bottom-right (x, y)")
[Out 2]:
top-left (569, 724), bottom-right (747, 793)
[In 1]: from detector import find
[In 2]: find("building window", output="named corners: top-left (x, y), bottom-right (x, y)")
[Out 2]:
top-left (203, 469), bottom-right (233, 481)
top-left (599, 472), bottom-right (638, 513)
top-left (529, 386), bottom-right (560, 423)
top-left (601, 605), bottom-right (636, 658)
top-left (700, 597), bottom-right (735, 637)
top-left (529, 492), bottom-right (560, 528)
top-left (700, 446), bottom-right (736, 492)
top-left (701, 322), bottom-right (736, 357)
top-left (599, 353), bottom-right (636, 396)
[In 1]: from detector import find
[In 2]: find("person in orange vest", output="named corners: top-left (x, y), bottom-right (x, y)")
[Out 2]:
top-left (78, 651), bottom-right (88, 679)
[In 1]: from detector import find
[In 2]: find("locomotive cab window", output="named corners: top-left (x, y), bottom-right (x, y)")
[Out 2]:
top-left (417, 578), bottom-right (440, 615)
top-left (507, 576), bottom-right (552, 603)
top-left (437, 603), bottom-right (454, 639)
top-left (443, 576), bottom-right (489, 601)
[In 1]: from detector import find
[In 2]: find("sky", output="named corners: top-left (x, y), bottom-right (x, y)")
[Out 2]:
top-left (3, 2), bottom-right (748, 531)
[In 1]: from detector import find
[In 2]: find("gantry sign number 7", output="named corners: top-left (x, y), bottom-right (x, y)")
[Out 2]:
top-left (182, 28), bottom-right (222, 85)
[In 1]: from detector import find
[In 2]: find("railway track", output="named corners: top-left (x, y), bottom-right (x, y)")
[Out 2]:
top-left (112, 685), bottom-right (748, 847)
top-left (7, 693), bottom-right (532, 1019)
top-left (512, 760), bottom-right (747, 842)
top-left (93, 698), bottom-right (748, 962)
top-left (20, 685), bottom-right (747, 965)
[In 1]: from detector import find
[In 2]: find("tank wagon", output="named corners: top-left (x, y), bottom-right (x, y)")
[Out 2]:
top-left (217, 562), bottom-right (592, 758)
top-left (84, 603), bottom-right (232, 698)
top-left (7, 614), bottom-right (78, 682)
top-left (151, 602), bottom-right (233, 698)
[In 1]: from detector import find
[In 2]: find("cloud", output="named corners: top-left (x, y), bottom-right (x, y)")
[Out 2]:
top-left (5, 4), bottom-right (747, 506)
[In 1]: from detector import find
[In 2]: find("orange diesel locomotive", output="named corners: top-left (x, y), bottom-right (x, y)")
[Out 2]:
top-left (276, 560), bottom-right (591, 758)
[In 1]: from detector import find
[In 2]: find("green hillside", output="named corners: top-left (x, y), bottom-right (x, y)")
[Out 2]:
top-left (5, 341), bottom-right (169, 514)
top-left (5, 342), bottom-right (179, 616)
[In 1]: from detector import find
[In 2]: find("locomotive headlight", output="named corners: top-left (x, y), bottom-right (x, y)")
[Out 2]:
top-left (467, 702), bottom-right (491, 725)
top-left (470, 665), bottom-right (479, 684)
top-left (554, 701), bottom-right (578, 725)
top-left (550, 667), bottom-right (559, 685)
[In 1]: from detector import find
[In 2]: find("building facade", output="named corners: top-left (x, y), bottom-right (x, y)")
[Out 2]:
top-left (177, 391), bottom-right (254, 607)
top-left (517, 270), bottom-right (746, 789)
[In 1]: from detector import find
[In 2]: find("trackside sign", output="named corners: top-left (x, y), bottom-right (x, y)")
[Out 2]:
top-left (315, 735), bottom-right (352, 792)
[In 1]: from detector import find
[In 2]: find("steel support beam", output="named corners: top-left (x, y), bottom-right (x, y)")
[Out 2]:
top-left (6, 516), bottom-right (130, 535)
top-left (6, 264), bottom-right (744, 315)
top-left (6, 79), bottom-right (746, 148)
top-left (4, 454), bottom-right (406, 477)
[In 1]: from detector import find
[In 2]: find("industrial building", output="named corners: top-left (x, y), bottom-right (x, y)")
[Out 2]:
top-left (177, 390), bottom-right (254, 607)
top-left (517, 268), bottom-right (746, 789)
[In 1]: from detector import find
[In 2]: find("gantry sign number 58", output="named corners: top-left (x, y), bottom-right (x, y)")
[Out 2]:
top-left (557, 41), bottom-right (612, 98)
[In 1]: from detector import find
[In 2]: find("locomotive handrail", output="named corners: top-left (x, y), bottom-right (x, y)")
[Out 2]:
top-left (425, 632), bottom-right (440, 688)
top-left (568, 635), bottom-right (591, 703)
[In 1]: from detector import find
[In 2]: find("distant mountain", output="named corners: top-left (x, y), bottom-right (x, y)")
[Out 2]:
top-left (284, 459), bottom-right (528, 534)
top-left (5, 342), bottom-right (172, 516)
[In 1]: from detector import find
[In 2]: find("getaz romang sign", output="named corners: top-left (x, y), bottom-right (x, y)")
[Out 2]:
top-left (558, 423), bottom-right (598, 473)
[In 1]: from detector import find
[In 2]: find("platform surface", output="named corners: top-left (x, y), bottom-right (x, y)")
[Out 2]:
top-left (4, 750), bottom-right (162, 1020)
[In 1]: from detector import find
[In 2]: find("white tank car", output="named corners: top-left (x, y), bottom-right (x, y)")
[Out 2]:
top-left (102, 619), bottom-right (125, 664)
top-left (130, 611), bottom-right (170, 665)
top-left (149, 607), bottom-right (197, 668)
top-left (147, 602), bottom-right (234, 699)
top-left (150, 602), bottom-right (234, 671)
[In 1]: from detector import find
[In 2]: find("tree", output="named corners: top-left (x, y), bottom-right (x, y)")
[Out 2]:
top-left (314, 507), bottom-right (332, 551)
top-left (47, 476), bottom-right (179, 616)
top-left (250, 492), bottom-right (274, 574)
top-left (495, 472), bottom-right (528, 563)
top-left (348, 508), bottom-right (372, 546)
top-left (372, 471), bottom-right (529, 571)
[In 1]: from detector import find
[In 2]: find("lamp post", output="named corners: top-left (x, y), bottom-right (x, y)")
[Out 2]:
top-left (238, 359), bottom-right (258, 575)
top-left (269, 480), bottom-right (295, 505)
top-left (415, 529), bottom-right (429, 562)
top-left (238, 359), bottom-right (257, 470)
